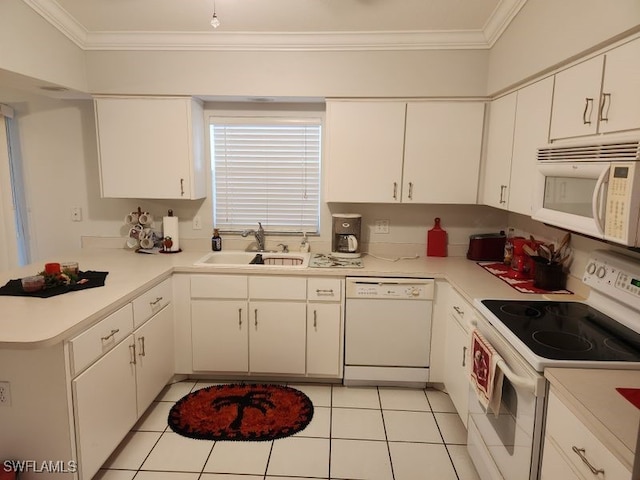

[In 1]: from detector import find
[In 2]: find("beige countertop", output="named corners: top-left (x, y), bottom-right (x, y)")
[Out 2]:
top-left (545, 367), bottom-right (640, 471)
top-left (0, 248), bottom-right (576, 348)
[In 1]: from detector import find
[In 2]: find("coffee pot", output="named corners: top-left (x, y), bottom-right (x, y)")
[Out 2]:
top-left (331, 214), bottom-right (362, 258)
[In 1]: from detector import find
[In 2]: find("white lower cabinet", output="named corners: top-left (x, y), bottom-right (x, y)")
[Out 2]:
top-left (192, 299), bottom-right (248, 372)
top-left (249, 301), bottom-right (306, 375)
top-left (71, 284), bottom-right (174, 480)
top-left (306, 303), bottom-right (342, 377)
top-left (189, 274), bottom-right (344, 379)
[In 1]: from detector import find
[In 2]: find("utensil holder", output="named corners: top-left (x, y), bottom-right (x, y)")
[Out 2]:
top-left (532, 257), bottom-right (565, 291)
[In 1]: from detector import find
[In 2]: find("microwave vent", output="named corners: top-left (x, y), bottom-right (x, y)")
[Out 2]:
top-left (538, 141), bottom-right (640, 162)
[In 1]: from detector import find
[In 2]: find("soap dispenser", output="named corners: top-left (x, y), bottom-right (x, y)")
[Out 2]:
top-left (300, 233), bottom-right (310, 253)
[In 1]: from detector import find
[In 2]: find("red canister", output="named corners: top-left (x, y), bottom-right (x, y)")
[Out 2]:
top-left (44, 262), bottom-right (61, 275)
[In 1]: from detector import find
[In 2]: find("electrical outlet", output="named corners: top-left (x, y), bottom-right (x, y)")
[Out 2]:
top-left (193, 215), bottom-right (202, 230)
top-left (0, 381), bottom-right (11, 406)
top-left (70, 207), bottom-right (82, 222)
top-left (374, 219), bottom-right (390, 234)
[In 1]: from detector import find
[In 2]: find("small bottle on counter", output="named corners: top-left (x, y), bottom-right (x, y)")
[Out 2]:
top-left (504, 227), bottom-right (515, 265)
top-left (212, 228), bottom-right (222, 251)
top-left (299, 232), bottom-right (310, 253)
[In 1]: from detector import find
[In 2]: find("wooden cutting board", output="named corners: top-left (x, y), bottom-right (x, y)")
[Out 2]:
top-left (427, 217), bottom-right (447, 257)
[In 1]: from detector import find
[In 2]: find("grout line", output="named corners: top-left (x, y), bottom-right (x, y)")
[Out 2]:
top-left (328, 383), bottom-right (333, 480)
top-left (431, 411), bottom-right (463, 480)
top-left (377, 386), bottom-right (396, 480)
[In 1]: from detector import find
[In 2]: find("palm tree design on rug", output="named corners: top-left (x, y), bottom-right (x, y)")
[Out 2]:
top-left (211, 391), bottom-right (276, 430)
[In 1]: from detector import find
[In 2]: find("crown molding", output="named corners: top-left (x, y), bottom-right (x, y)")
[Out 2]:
top-left (23, 0), bottom-right (526, 52)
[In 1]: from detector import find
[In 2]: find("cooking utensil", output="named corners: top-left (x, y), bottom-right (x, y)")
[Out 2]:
top-left (522, 244), bottom-right (537, 257)
top-left (538, 244), bottom-right (552, 263)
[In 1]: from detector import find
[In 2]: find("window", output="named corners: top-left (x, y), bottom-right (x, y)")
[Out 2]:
top-left (210, 116), bottom-right (321, 233)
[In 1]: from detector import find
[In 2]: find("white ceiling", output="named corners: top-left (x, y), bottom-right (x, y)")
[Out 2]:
top-left (23, 0), bottom-right (527, 50)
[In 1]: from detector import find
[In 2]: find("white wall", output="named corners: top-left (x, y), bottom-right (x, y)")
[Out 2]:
top-left (487, 0), bottom-right (640, 94)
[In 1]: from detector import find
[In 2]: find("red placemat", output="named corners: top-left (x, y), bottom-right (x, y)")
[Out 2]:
top-left (616, 388), bottom-right (640, 409)
top-left (477, 262), bottom-right (573, 294)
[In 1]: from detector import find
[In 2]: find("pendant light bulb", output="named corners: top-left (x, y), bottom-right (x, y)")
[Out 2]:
top-left (210, 13), bottom-right (220, 28)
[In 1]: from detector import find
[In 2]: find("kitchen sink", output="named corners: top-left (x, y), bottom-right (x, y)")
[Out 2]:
top-left (193, 251), bottom-right (310, 268)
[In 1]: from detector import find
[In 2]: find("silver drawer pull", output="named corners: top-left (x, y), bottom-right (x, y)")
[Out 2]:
top-left (150, 296), bottom-right (163, 307)
top-left (254, 309), bottom-right (258, 328)
top-left (101, 329), bottom-right (120, 341)
top-left (313, 310), bottom-right (317, 328)
top-left (129, 344), bottom-right (136, 365)
top-left (138, 336), bottom-right (146, 357)
top-left (453, 306), bottom-right (464, 316)
top-left (571, 446), bottom-right (604, 475)
top-left (316, 289), bottom-right (334, 296)
top-left (238, 308), bottom-right (242, 327)
top-left (462, 346), bottom-right (467, 367)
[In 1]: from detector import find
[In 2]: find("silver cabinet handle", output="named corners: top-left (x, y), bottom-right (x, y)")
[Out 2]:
top-left (101, 329), bottom-right (120, 341)
top-left (583, 97), bottom-right (594, 125)
top-left (393, 182), bottom-right (398, 200)
top-left (600, 92), bottom-right (611, 122)
top-left (138, 336), bottom-right (146, 357)
top-left (453, 306), bottom-right (464, 316)
top-left (180, 178), bottom-right (185, 196)
top-left (462, 346), bottom-right (467, 367)
top-left (408, 182), bottom-right (413, 200)
top-left (129, 344), bottom-right (136, 365)
top-left (254, 308), bottom-right (258, 328)
top-left (316, 289), bottom-right (334, 296)
top-left (150, 296), bottom-right (163, 307)
top-left (313, 310), bottom-right (317, 328)
top-left (571, 446), bottom-right (604, 475)
top-left (499, 185), bottom-right (507, 204)
top-left (238, 308), bottom-right (242, 328)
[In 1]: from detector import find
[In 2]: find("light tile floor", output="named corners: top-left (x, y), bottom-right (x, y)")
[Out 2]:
top-left (95, 381), bottom-right (480, 480)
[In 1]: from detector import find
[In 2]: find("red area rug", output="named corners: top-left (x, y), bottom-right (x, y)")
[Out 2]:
top-left (477, 262), bottom-right (573, 294)
top-left (168, 384), bottom-right (314, 441)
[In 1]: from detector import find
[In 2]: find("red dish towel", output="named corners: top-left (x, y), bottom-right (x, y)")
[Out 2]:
top-left (470, 329), bottom-right (504, 415)
top-left (616, 388), bottom-right (640, 409)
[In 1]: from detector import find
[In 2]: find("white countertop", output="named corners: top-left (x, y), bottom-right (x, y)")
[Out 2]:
top-left (0, 248), bottom-right (572, 348)
top-left (545, 368), bottom-right (640, 471)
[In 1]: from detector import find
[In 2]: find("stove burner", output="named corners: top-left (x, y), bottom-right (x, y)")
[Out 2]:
top-left (545, 303), bottom-right (591, 318)
top-left (532, 331), bottom-right (593, 352)
top-left (499, 304), bottom-right (542, 318)
top-left (603, 337), bottom-right (638, 355)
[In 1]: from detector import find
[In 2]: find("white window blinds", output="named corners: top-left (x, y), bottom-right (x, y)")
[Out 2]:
top-left (211, 117), bottom-right (321, 233)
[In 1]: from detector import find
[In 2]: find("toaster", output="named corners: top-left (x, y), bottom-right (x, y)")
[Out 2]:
top-left (467, 232), bottom-right (506, 261)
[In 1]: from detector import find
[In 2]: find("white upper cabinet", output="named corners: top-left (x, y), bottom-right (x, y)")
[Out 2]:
top-left (508, 77), bottom-right (554, 215)
top-left (325, 100), bottom-right (485, 203)
top-left (482, 93), bottom-right (516, 210)
top-left (95, 96), bottom-right (206, 199)
top-left (403, 102), bottom-right (484, 204)
top-left (550, 37), bottom-right (640, 140)
top-left (325, 101), bottom-right (406, 203)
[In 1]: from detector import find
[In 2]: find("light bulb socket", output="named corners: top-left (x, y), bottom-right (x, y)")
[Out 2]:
top-left (210, 13), bottom-right (220, 28)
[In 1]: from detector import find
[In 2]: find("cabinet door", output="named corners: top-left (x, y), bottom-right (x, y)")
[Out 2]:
top-left (549, 56), bottom-right (604, 140)
top-left (191, 299), bottom-right (249, 372)
top-left (403, 102), bottom-right (484, 203)
top-left (482, 93), bottom-right (516, 210)
top-left (134, 304), bottom-right (175, 414)
top-left (73, 338), bottom-right (137, 480)
top-left (443, 314), bottom-right (469, 427)
top-left (325, 101), bottom-right (406, 202)
top-left (307, 303), bottom-right (342, 377)
top-left (95, 97), bottom-right (205, 199)
top-left (508, 77), bottom-right (554, 216)
top-left (249, 301), bottom-right (306, 375)
top-left (600, 38), bottom-right (640, 134)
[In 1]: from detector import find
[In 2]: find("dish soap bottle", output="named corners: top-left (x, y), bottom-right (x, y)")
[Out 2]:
top-left (300, 232), bottom-right (310, 253)
top-left (212, 228), bottom-right (222, 251)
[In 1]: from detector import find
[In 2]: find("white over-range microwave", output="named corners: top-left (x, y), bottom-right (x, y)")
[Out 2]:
top-left (532, 139), bottom-right (640, 247)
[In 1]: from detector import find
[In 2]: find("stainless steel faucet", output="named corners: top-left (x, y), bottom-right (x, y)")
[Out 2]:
top-left (241, 222), bottom-right (266, 251)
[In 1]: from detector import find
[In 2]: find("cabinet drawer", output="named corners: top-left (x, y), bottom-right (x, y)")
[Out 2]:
top-left (133, 278), bottom-right (172, 328)
top-left (546, 389), bottom-right (630, 479)
top-left (449, 288), bottom-right (472, 331)
top-left (191, 274), bottom-right (248, 299)
top-left (308, 278), bottom-right (343, 301)
top-left (70, 303), bottom-right (134, 376)
top-left (249, 276), bottom-right (306, 300)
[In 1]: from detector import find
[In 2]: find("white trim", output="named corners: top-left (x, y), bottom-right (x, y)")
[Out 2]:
top-left (0, 104), bottom-right (14, 119)
top-left (23, 0), bottom-right (525, 52)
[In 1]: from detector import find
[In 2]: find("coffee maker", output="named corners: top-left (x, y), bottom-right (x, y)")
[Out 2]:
top-left (331, 213), bottom-right (362, 258)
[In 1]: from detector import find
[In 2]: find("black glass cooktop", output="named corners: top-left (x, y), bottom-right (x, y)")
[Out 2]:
top-left (481, 300), bottom-right (640, 362)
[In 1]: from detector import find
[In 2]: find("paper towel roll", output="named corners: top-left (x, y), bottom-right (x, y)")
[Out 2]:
top-left (163, 215), bottom-right (180, 252)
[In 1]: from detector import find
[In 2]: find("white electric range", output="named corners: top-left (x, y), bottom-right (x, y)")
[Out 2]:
top-left (468, 249), bottom-right (640, 480)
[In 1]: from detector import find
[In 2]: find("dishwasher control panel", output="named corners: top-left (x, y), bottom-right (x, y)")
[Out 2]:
top-left (346, 277), bottom-right (434, 300)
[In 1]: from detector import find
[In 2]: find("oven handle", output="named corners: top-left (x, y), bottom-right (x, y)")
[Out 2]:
top-left (591, 165), bottom-right (610, 236)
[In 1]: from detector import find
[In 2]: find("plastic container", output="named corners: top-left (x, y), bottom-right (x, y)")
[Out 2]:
top-left (21, 275), bottom-right (45, 292)
top-left (61, 262), bottom-right (79, 275)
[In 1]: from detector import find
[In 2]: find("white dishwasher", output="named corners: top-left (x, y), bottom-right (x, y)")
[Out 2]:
top-left (344, 277), bottom-right (434, 387)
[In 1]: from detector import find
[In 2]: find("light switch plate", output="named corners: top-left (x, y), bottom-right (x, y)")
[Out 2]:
top-left (193, 215), bottom-right (202, 230)
top-left (71, 207), bottom-right (82, 222)
top-left (374, 219), bottom-right (390, 234)
top-left (0, 381), bottom-right (11, 406)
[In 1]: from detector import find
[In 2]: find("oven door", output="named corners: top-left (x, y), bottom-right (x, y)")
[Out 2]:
top-left (467, 313), bottom-right (547, 480)
top-left (532, 162), bottom-right (610, 240)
